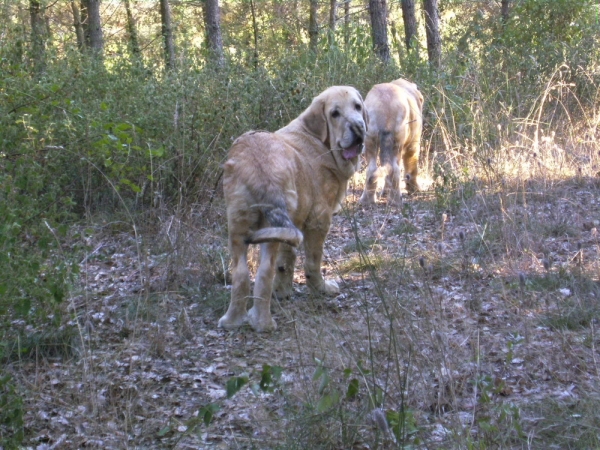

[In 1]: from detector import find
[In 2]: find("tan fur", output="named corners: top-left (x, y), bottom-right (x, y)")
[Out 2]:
top-left (219, 86), bottom-right (368, 332)
top-left (360, 78), bottom-right (423, 205)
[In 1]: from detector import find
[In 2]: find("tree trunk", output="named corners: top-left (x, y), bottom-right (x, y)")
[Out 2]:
top-left (400, 0), bottom-right (417, 50)
top-left (124, 0), bottom-right (141, 61)
top-left (344, 0), bottom-right (350, 49)
top-left (79, 0), bottom-right (89, 49)
top-left (159, 0), bottom-right (176, 70)
top-left (85, 0), bottom-right (103, 56)
top-left (329, 0), bottom-right (338, 31)
top-left (203, 0), bottom-right (225, 67)
top-left (369, 0), bottom-right (390, 63)
top-left (29, 0), bottom-right (46, 74)
top-left (248, 0), bottom-right (259, 68)
top-left (309, 0), bottom-right (318, 53)
top-left (423, 0), bottom-right (441, 68)
top-left (501, 0), bottom-right (510, 25)
top-left (328, 0), bottom-right (337, 45)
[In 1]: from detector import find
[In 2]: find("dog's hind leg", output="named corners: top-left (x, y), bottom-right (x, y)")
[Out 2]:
top-left (378, 131), bottom-right (401, 204)
top-left (218, 236), bottom-right (250, 330)
top-left (273, 245), bottom-right (297, 300)
top-left (403, 137), bottom-right (420, 194)
top-left (247, 242), bottom-right (279, 332)
top-left (387, 157), bottom-right (403, 205)
top-left (360, 133), bottom-right (381, 205)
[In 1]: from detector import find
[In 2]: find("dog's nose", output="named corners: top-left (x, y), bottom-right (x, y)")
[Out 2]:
top-left (351, 122), bottom-right (365, 144)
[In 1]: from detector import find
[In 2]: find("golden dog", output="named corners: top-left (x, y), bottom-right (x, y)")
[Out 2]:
top-left (218, 86), bottom-right (368, 332)
top-left (360, 78), bottom-right (423, 205)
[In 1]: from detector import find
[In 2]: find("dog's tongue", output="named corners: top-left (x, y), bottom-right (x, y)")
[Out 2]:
top-left (342, 144), bottom-right (361, 160)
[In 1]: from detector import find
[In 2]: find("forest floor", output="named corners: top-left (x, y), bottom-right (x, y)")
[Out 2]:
top-left (9, 164), bottom-right (600, 449)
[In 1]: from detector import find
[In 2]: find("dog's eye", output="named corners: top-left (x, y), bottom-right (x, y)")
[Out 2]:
top-left (354, 103), bottom-right (362, 112)
top-left (331, 110), bottom-right (340, 118)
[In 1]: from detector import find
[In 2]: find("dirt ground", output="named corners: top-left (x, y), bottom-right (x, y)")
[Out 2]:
top-left (10, 166), bottom-right (600, 449)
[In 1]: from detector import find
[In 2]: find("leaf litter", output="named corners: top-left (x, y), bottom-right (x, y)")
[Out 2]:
top-left (7, 171), bottom-right (600, 449)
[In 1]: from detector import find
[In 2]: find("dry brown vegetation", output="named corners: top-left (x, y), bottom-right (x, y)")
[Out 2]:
top-left (7, 79), bottom-right (600, 449)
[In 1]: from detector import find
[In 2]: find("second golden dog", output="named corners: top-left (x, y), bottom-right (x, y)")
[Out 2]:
top-left (360, 78), bottom-right (423, 205)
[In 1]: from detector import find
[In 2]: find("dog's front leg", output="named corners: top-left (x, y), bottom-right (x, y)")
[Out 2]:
top-left (273, 244), bottom-right (297, 300)
top-left (303, 227), bottom-right (340, 295)
top-left (247, 242), bottom-right (279, 332)
top-left (219, 238), bottom-right (250, 330)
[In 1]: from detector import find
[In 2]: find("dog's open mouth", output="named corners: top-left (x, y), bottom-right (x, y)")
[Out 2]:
top-left (342, 143), bottom-right (362, 160)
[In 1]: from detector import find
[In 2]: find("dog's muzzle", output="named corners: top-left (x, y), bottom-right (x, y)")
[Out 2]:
top-left (341, 123), bottom-right (365, 160)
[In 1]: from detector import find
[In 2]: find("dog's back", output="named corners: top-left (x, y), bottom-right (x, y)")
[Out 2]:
top-left (223, 131), bottom-right (303, 247)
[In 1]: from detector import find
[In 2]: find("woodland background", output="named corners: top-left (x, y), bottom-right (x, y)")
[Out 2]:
top-left (2, 0), bottom-right (600, 448)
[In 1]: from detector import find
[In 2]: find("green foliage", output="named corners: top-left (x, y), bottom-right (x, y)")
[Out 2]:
top-left (386, 407), bottom-right (419, 445)
top-left (257, 363), bottom-right (284, 393)
top-left (502, 0), bottom-right (598, 74)
top-left (1, 327), bottom-right (77, 364)
top-left (176, 364), bottom-right (282, 439)
top-left (196, 403), bottom-right (220, 426)
top-left (0, 374), bottom-right (24, 448)
top-left (226, 374), bottom-right (249, 398)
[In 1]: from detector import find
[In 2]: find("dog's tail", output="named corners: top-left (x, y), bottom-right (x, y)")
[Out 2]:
top-left (247, 200), bottom-right (303, 247)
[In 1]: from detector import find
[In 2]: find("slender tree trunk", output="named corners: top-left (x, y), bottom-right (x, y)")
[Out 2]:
top-left (400, 0), bottom-right (417, 50)
top-left (248, 0), bottom-right (259, 68)
top-left (79, 0), bottom-right (89, 48)
top-left (369, 0), bottom-right (390, 62)
top-left (293, 0), bottom-right (302, 39)
top-left (203, 0), bottom-right (225, 67)
top-left (501, 0), bottom-right (510, 25)
top-left (329, 0), bottom-right (337, 31)
top-left (45, 14), bottom-right (52, 40)
top-left (423, 0), bottom-right (441, 68)
top-left (344, 0), bottom-right (351, 49)
top-left (159, 0), bottom-right (176, 70)
top-left (86, 0), bottom-right (103, 56)
top-left (328, 0), bottom-right (337, 45)
top-left (309, 0), bottom-right (318, 53)
top-left (30, 0), bottom-right (46, 74)
top-left (124, 0), bottom-right (141, 61)
top-left (71, 1), bottom-right (84, 50)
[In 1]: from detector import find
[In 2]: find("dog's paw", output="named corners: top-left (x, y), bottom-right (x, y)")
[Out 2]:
top-left (274, 276), bottom-right (294, 300)
top-left (274, 286), bottom-right (293, 300)
top-left (218, 313), bottom-right (247, 330)
top-left (359, 193), bottom-right (376, 205)
top-left (388, 193), bottom-right (403, 206)
top-left (247, 307), bottom-right (277, 332)
top-left (322, 279), bottom-right (340, 295)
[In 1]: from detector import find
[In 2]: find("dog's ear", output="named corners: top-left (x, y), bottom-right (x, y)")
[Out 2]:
top-left (301, 98), bottom-right (329, 145)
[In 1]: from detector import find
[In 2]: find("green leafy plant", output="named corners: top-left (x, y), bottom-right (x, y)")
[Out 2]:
top-left (0, 374), bottom-right (24, 448)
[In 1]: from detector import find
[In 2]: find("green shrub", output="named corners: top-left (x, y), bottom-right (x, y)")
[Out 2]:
top-left (0, 374), bottom-right (24, 448)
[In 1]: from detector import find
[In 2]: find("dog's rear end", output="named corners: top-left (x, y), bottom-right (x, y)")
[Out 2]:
top-left (360, 79), bottom-right (423, 205)
top-left (219, 132), bottom-right (303, 332)
top-left (224, 132), bottom-right (303, 246)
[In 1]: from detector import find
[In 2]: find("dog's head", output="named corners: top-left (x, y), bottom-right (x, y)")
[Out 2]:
top-left (300, 86), bottom-right (368, 173)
